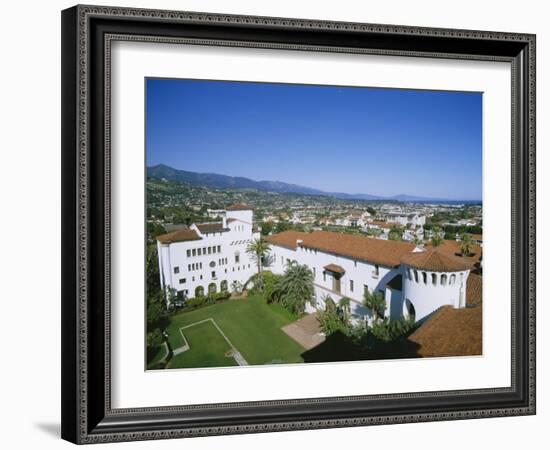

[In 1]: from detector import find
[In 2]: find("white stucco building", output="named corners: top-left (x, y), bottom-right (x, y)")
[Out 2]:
top-left (265, 229), bottom-right (474, 323)
top-left (156, 204), bottom-right (259, 303)
top-left (382, 213), bottom-right (426, 228)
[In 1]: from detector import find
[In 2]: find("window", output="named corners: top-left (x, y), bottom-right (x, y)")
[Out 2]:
top-left (374, 264), bottom-right (380, 276)
top-left (192, 249), bottom-right (196, 257)
top-left (208, 247), bottom-right (212, 254)
top-left (188, 264), bottom-right (191, 271)
top-left (198, 248), bottom-right (202, 256)
top-left (209, 261), bottom-right (216, 268)
top-left (179, 278), bottom-right (186, 284)
top-left (203, 247), bottom-right (207, 254)
top-left (235, 253), bottom-right (240, 263)
top-left (432, 273), bottom-right (437, 286)
top-left (192, 276), bottom-right (195, 282)
top-left (217, 245), bottom-right (221, 253)
top-left (422, 272), bottom-right (427, 284)
top-left (199, 262), bottom-right (203, 269)
top-left (450, 274), bottom-right (456, 285)
top-left (354, 261), bottom-right (357, 267)
top-left (364, 284), bottom-right (369, 296)
top-left (350, 279), bottom-right (354, 292)
top-left (186, 250), bottom-right (191, 257)
top-left (414, 270), bottom-right (419, 283)
top-left (313, 267), bottom-right (316, 278)
top-left (212, 271), bottom-right (216, 278)
top-left (441, 274), bottom-right (447, 286)
top-left (323, 271), bottom-right (326, 282)
top-left (174, 266), bottom-right (179, 274)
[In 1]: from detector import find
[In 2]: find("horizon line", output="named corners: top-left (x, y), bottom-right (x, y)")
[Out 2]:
top-left (147, 164), bottom-right (482, 202)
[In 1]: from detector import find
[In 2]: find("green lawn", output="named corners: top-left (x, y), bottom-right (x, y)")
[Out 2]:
top-left (165, 294), bottom-right (306, 369)
top-left (167, 320), bottom-right (238, 369)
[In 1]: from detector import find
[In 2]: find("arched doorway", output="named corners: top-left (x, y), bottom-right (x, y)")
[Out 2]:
top-left (405, 298), bottom-right (416, 321)
top-left (195, 285), bottom-right (204, 297)
top-left (208, 282), bottom-right (217, 295)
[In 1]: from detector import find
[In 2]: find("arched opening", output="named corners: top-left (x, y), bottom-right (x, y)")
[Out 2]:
top-left (422, 272), bottom-right (427, 284)
top-left (407, 268), bottom-right (413, 280)
top-left (405, 298), bottom-right (416, 321)
top-left (431, 273), bottom-right (437, 286)
top-left (441, 274), bottom-right (447, 286)
top-left (450, 274), bottom-right (456, 285)
top-left (414, 270), bottom-right (419, 283)
top-left (195, 285), bottom-right (204, 297)
top-left (220, 280), bottom-right (228, 292)
top-left (208, 282), bottom-right (217, 295)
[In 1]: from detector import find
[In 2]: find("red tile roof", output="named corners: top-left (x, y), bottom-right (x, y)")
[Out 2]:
top-left (157, 228), bottom-right (202, 244)
top-left (425, 240), bottom-right (481, 269)
top-left (266, 230), bottom-right (415, 267)
top-left (226, 204), bottom-right (251, 211)
top-left (466, 273), bottom-right (482, 306)
top-left (324, 264), bottom-right (346, 274)
top-left (265, 230), bottom-right (308, 250)
top-left (408, 305), bottom-right (482, 357)
top-left (401, 249), bottom-right (472, 272)
top-left (196, 222), bottom-right (229, 234)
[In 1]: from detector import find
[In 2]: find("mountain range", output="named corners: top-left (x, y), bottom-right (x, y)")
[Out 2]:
top-left (147, 164), bottom-right (477, 203)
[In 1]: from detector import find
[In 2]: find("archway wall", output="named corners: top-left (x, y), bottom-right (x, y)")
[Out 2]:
top-left (401, 264), bottom-right (470, 322)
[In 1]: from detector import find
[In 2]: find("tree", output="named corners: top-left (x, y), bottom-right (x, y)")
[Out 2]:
top-left (260, 221), bottom-right (274, 236)
top-left (460, 233), bottom-right (474, 256)
top-left (388, 226), bottom-right (403, 241)
top-left (275, 221), bottom-right (292, 233)
top-left (270, 262), bottom-right (315, 315)
top-left (146, 328), bottom-right (163, 348)
top-left (430, 226), bottom-right (443, 247)
top-left (339, 297), bottom-right (351, 322)
top-left (366, 206), bottom-right (377, 216)
top-left (363, 290), bottom-right (386, 323)
top-left (246, 238), bottom-right (271, 291)
top-left (318, 295), bottom-right (351, 336)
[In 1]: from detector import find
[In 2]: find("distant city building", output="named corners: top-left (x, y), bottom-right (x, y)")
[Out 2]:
top-left (382, 213), bottom-right (426, 227)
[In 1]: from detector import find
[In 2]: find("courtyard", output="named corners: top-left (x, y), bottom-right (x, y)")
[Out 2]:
top-left (162, 294), bottom-right (307, 369)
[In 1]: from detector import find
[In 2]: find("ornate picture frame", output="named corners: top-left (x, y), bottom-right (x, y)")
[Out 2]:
top-left (61, 5), bottom-right (536, 444)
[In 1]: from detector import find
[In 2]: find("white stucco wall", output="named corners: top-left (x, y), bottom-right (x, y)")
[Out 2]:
top-left (269, 240), bottom-right (471, 323)
top-left (157, 217), bottom-right (258, 304)
top-left (401, 265), bottom-right (470, 321)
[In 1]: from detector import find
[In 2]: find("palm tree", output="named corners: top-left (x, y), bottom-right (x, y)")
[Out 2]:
top-left (363, 290), bottom-right (386, 323)
top-left (339, 296), bottom-right (352, 323)
top-left (246, 238), bottom-right (271, 285)
top-left (460, 233), bottom-right (473, 256)
top-left (270, 262), bottom-right (315, 315)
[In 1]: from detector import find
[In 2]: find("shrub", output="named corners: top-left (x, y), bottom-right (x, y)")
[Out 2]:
top-left (186, 296), bottom-right (207, 308)
top-left (146, 328), bottom-right (163, 347)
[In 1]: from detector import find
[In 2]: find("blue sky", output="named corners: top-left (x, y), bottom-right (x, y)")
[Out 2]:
top-left (146, 78), bottom-right (482, 200)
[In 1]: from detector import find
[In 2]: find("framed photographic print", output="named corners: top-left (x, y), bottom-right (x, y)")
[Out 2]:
top-left (61, 5), bottom-right (536, 444)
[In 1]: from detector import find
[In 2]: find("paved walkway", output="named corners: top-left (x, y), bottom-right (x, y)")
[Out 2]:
top-left (281, 314), bottom-right (326, 350)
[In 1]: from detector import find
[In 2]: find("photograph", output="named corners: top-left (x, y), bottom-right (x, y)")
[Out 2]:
top-left (145, 78), bottom-right (484, 370)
